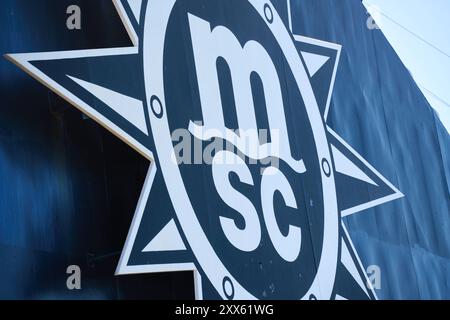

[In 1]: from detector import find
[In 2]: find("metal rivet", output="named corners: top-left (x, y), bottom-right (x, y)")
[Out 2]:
top-left (264, 3), bottom-right (274, 24)
top-left (150, 95), bottom-right (163, 118)
top-left (322, 158), bottom-right (331, 177)
top-left (222, 276), bottom-right (235, 300)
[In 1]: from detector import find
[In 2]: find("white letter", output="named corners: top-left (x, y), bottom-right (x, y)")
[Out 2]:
top-left (261, 167), bottom-right (301, 262)
top-left (212, 151), bottom-right (261, 252)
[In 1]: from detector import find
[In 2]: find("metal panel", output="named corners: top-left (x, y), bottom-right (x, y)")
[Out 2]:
top-left (0, 0), bottom-right (448, 299)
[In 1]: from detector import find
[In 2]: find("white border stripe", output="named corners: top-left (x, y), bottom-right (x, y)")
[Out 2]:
top-left (113, 0), bottom-right (139, 46)
top-left (341, 223), bottom-right (379, 300)
top-left (328, 126), bottom-right (404, 217)
top-left (287, 0), bottom-right (293, 32)
top-left (5, 50), bottom-right (153, 161)
top-left (293, 35), bottom-right (342, 120)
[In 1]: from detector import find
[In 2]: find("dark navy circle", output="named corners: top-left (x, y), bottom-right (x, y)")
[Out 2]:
top-left (163, 0), bottom-right (325, 299)
top-left (263, 3), bottom-right (274, 24)
top-left (150, 95), bottom-right (163, 118)
top-left (223, 276), bottom-right (235, 300)
top-left (322, 158), bottom-right (331, 177)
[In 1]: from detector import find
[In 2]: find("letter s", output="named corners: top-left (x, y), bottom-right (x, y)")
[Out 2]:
top-left (212, 151), bottom-right (261, 252)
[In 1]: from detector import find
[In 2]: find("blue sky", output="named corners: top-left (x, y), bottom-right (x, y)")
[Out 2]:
top-left (363, 0), bottom-right (450, 133)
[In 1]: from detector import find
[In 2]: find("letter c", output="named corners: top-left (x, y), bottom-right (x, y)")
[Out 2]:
top-left (261, 167), bottom-right (301, 262)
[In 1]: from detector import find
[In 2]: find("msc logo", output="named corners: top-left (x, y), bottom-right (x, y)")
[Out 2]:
top-left (189, 13), bottom-right (306, 258)
top-left (144, 0), bottom-right (338, 299)
top-left (7, 0), bottom-right (403, 300)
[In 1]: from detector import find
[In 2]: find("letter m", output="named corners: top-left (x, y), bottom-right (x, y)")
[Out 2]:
top-left (188, 13), bottom-right (304, 173)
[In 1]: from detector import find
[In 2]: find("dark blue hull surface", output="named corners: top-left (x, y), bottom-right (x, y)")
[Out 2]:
top-left (0, 0), bottom-right (449, 299)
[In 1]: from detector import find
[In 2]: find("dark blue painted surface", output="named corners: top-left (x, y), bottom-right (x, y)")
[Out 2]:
top-left (0, 0), bottom-right (448, 299)
top-left (0, 0), bottom-right (195, 299)
top-left (290, 0), bottom-right (450, 299)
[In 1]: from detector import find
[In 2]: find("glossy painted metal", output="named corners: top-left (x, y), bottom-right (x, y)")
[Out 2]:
top-left (0, 0), bottom-right (448, 299)
top-left (288, 0), bottom-right (450, 299)
top-left (0, 0), bottom-right (194, 299)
